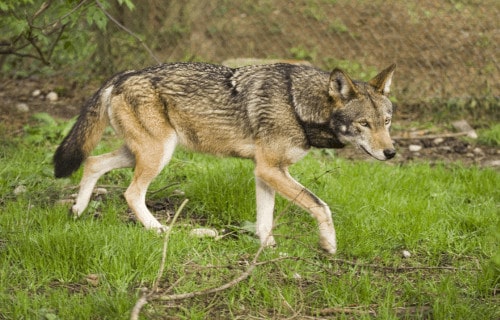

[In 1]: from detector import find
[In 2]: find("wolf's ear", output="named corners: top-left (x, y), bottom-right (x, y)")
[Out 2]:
top-left (369, 64), bottom-right (396, 95)
top-left (329, 68), bottom-right (358, 100)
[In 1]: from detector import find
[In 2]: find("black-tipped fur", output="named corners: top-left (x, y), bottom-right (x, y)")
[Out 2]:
top-left (53, 90), bottom-right (104, 178)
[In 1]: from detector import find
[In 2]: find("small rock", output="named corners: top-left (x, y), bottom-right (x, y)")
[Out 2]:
top-left (473, 147), bottom-right (484, 156)
top-left (451, 119), bottom-right (477, 139)
top-left (14, 185), bottom-right (27, 195)
top-left (32, 89), bottom-right (42, 97)
top-left (409, 144), bottom-right (422, 152)
top-left (433, 137), bottom-right (445, 145)
top-left (46, 91), bottom-right (58, 102)
top-left (402, 250), bottom-right (411, 258)
top-left (484, 160), bottom-right (500, 167)
top-left (190, 228), bottom-right (219, 239)
top-left (16, 103), bottom-right (30, 113)
top-left (93, 187), bottom-right (108, 195)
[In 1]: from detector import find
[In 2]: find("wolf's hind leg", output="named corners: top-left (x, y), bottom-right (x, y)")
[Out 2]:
top-left (73, 146), bottom-right (135, 216)
top-left (255, 177), bottom-right (277, 247)
top-left (124, 135), bottom-right (177, 230)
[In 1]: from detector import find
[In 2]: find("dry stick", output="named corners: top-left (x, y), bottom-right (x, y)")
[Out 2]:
top-left (154, 178), bottom-right (333, 302)
top-left (392, 131), bottom-right (468, 141)
top-left (157, 188), bottom-right (313, 302)
top-left (159, 244), bottom-right (266, 301)
top-left (317, 306), bottom-right (377, 317)
top-left (94, 0), bottom-right (161, 64)
top-left (130, 199), bottom-right (189, 320)
top-left (130, 172), bottom-right (348, 314)
top-left (328, 258), bottom-right (478, 272)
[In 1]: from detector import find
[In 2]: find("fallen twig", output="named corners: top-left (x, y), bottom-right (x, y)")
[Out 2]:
top-left (317, 306), bottom-right (377, 316)
top-left (158, 248), bottom-right (263, 301)
top-left (392, 131), bottom-right (468, 141)
top-left (130, 199), bottom-right (189, 320)
top-left (328, 258), bottom-right (479, 272)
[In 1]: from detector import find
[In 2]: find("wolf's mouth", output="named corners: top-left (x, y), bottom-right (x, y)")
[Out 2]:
top-left (359, 145), bottom-right (373, 157)
top-left (359, 145), bottom-right (385, 161)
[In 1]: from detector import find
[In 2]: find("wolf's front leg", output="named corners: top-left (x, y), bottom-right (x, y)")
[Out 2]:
top-left (255, 163), bottom-right (337, 254)
top-left (316, 208), bottom-right (337, 254)
top-left (255, 177), bottom-right (277, 247)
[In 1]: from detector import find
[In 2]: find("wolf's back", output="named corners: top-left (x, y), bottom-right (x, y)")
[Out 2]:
top-left (53, 87), bottom-right (110, 178)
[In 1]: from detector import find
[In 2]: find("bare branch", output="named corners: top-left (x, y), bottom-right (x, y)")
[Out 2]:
top-left (32, 1), bottom-right (52, 21)
top-left (47, 23), bottom-right (66, 61)
top-left (94, 0), bottom-right (161, 64)
top-left (392, 132), bottom-right (468, 141)
top-left (129, 199), bottom-right (189, 320)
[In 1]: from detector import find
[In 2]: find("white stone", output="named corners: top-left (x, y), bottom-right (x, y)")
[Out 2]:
top-left (46, 91), bottom-right (58, 102)
top-left (190, 228), bottom-right (219, 239)
top-left (473, 147), bottom-right (484, 156)
top-left (93, 187), bottom-right (108, 195)
top-left (14, 185), bottom-right (27, 195)
top-left (16, 103), bottom-right (30, 113)
top-left (409, 144), bottom-right (422, 152)
top-left (433, 138), bottom-right (445, 145)
top-left (402, 250), bottom-right (411, 258)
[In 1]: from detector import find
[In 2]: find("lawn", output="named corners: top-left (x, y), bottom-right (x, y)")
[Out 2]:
top-left (0, 117), bottom-right (498, 319)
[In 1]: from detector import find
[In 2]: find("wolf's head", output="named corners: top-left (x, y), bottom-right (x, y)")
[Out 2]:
top-left (328, 64), bottom-right (396, 161)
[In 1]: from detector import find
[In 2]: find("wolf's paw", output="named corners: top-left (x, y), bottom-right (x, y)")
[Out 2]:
top-left (319, 235), bottom-right (337, 254)
top-left (260, 235), bottom-right (277, 248)
top-left (154, 225), bottom-right (170, 234)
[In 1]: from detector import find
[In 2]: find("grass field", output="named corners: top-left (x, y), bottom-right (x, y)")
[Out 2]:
top-left (0, 117), bottom-right (499, 319)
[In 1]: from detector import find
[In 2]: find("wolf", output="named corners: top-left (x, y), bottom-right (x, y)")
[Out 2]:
top-left (54, 62), bottom-right (396, 254)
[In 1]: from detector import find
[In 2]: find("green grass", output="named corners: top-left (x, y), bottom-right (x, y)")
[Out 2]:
top-left (478, 123), bottom-right (500, 147)
top-left (0, 119), bottom-right (499, 319)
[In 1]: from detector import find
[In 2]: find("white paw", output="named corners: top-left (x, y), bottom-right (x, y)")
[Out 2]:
top-left (319, 236), bottom-right (337, 254)
top-left (154, 225), bottom-right (169, 234)
top-left (71, 204), bottom-right (84, 217)
top-left (259, 234), bottom-right (277, 248)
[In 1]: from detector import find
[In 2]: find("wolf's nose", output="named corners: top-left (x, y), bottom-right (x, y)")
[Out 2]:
top-left (383, 149), bottom-right (396, 159)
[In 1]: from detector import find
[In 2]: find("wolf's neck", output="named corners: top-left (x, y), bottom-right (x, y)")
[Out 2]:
top-left (298, 120), bottom-right (345, 149)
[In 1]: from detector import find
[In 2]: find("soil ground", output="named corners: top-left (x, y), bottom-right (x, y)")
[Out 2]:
top-left (1, 76), bottom-right (498, 168)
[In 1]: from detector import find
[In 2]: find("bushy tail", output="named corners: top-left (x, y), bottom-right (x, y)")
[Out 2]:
top-left (53, 86), bottom-right (111, 178)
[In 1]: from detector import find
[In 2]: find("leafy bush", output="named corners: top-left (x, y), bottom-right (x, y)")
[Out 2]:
top-left (0, 0), bottom-right (135, 77)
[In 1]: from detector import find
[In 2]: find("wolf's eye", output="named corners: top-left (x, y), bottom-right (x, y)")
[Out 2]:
top-left (359, 121), bottom-right (369, 127)
top-left (385, 118), bottom-right (392, 125)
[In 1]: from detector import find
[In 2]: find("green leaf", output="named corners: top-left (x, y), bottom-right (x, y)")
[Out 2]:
top-left (118, 0), bottom-right (135, 11)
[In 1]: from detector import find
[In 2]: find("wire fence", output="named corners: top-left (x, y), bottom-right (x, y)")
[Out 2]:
top-left (105, 0), bottom-right (499, 108)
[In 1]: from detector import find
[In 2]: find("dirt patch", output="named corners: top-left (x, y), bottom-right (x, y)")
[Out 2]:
top-left (0, 76), bottom-right (498, 168)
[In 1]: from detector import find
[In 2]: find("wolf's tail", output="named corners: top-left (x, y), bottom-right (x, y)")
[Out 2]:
top-left (53, 85), bottom-right (113, 178)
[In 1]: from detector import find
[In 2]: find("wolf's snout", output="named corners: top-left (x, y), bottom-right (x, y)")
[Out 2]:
top-left (383, 148), bottom-right (396, 159)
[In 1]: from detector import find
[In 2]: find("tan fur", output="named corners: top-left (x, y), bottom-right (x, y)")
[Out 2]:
top-left (54, 62), bottom-right (397, 254)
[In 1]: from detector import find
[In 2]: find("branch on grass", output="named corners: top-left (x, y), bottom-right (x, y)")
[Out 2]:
top-left (316, 304), bottom-right (432, 318)
top-left (94, 0), bottom-right (161, 64)
top-left (130, 199), bottom-right (189, 320)
top-left (392, 131), bottom-right (468, 141)
top-left (317, 306), bottom-right (377, 317)
top-left (328, 258), bottom-right (479, 272)
top-left (129, 185), bottom-right (308, 319)
top-left (160, 247), bottom-right (264, 301)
